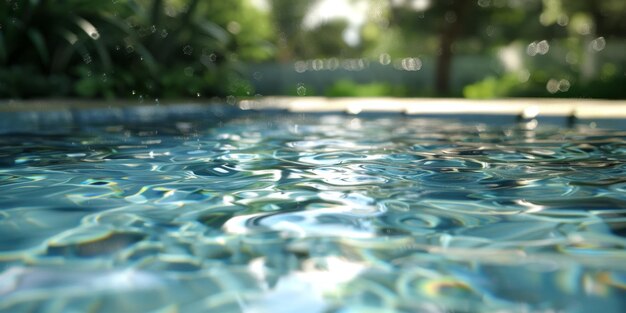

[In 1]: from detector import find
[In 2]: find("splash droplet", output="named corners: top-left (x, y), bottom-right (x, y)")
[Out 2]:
top-left (401, 57), bottom-right (422, 71)
top-left (296, 85), bottom-right (307, 96)
top-left (546, 79), bottom-right (559, 94)
top-left (558, 79), bottom-right (571, 92)
top-left (379, 53), bottom-right (391, 65)
top-left (183, 45), bottom-right (193, 56)
top-left (294, 61), bottom-right (307, 73)
top-left (536, 40), bottom-right (550, 55)
top-left (590, 37), bottom-right (606, 52)
top-left (227, 21), bottom-right (241, 34)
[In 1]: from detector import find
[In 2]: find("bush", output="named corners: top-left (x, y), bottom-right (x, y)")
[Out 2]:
top-left (0, 0), bottom-right (272, 99)
top-left (464, 69), bottom-right (626, 99)
top-left (463, 74), bottom-right (522, 99)
top-left (325, 80), bottom-right (406, 97)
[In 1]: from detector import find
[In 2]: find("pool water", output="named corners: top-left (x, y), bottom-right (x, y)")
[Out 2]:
top-left (0, 113), bottom-right (625, 312)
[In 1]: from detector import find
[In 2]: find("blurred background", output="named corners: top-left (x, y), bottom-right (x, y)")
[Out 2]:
top-left (0, 0), bottom-right (624, 100)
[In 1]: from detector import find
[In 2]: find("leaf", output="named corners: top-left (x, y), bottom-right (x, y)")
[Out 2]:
top-left (196, 20), bottom-right (231, 45)
top-left (75, 17), bottom-right (100, 40)
top-left (27, 29), bottom-right (49, 65)
top-left (93, 36), bottom-right (112, 71)
top-left (50, 43), bottom-right (76, 72)
top-left (132, 42), bottom-right (158, 75)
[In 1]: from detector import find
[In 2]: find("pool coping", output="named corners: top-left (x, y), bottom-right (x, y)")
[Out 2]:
top-left (240, 97), bottom-right (626, 118)
top-left (1, 97), bottom-right (625, 133)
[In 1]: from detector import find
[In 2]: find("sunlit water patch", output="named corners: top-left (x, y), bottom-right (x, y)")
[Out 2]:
top-left (0, 114), bottom-right (625, 312)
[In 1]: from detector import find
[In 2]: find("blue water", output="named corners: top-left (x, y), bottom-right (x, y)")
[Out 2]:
top-left (0, 113), bottom-right (625, 312)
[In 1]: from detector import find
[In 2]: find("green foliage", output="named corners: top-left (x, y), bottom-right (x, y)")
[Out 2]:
top-left (325, 80), bottom-right (406, 98)
top-left (0, 0), bottom-right (273, 99)
top-left (295, 20), bottom-right (355, 59)
top-left (464, 66), bottom-right (626, 100)
top-left (463, 74), bottom-right (522, 99)
top-left (1, 0), bottom-right (624, 99)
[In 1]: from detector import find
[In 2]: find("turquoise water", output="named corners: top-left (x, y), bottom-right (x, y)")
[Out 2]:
top-left (0, 113), bottom-right (625, 312)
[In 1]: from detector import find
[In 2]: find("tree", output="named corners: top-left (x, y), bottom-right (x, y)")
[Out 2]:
top-left (268, 0), bottom-right (317, 62)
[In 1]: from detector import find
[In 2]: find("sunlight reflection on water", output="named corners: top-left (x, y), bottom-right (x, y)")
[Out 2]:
top-left (0, 113), bottom-right (625, 312)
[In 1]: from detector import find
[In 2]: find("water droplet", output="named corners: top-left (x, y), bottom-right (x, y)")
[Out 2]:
top-left (196, 92), bottom-right (201, 97)
top-left (536, 40), bottom-right (550, 55)
top-left (82, 53), bottom-right (92, 64)
top-left (126, 45), bottom-right (134, 54)
top-left (155, 98), bottom-right (160, 106)
top-left (183, 45), bottom-right (193, 56)
top-left (379, 53), bottom-right (391, 65)
top-left (558, 79), bottom-right (571, 92)
top-left (590, 37), bottom-right (606, 52)
top-left (401, 57), bottom-right (422, 71)
top-left (527, 40), bottom-right (549, 56)
top-left (160, 29), bottom-right (168, 38)
top-left (151, 25), bottom-right (157, 33)
top-left (546, 79), bottom-right (559, 94)
top-left (294, 61), bottom-right (307, 73)
top-left (132, 90), bottom-right (136, 95)
top-left (565, 52), bottom-right (578, 64)
top-left (227, 21), bottom-right (241, 34)
top-left (311, 59), bottom-right (324, 71)
top-left (101, 73), bottom-right (108, 82)
top-left (557, 14), bottom-right (569, 26)
top-left (326, 58), bottom-right (339, 70)
top-left (139, 95), bottom-right (144, 103)
top-left (445, 11), bottom-right (457, 23)
top-left (296, 84), bottom-right (307, 96)
top-left (573, 19), bottom-right (591, 35)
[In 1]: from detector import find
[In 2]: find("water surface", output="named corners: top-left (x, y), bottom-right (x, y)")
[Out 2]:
top-left (1, 113), bottom-right (625, 312)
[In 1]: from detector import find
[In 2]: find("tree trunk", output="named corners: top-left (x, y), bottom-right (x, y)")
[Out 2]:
top-left (435, 1), bottom-right (471, 96)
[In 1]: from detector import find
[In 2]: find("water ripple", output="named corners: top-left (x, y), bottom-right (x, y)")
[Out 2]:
top-left (0, 114), bottom-right (625, 312)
